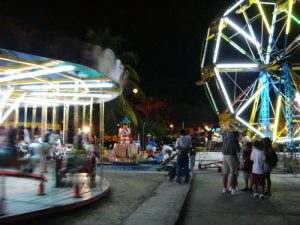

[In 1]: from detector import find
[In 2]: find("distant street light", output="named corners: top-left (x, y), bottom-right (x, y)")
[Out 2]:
top-left (133, 88), bottom-right (138, 94)
top-left (170, 124), bottom-right (174, 129)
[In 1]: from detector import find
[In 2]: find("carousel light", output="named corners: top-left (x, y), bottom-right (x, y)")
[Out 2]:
top-left (0, 65), bottom-right (74, 83)
top-left (30, 92), bottom-right (112, 98)
top-left (223, 0), bottom-right (244, 16)
top-left (19, 82), bottom-right (114, 90)
top-left (83, 126), bottom-right (90, 134)
top-left (0, 93), bottom-right (26, 124)
top-left (213, 18), bottom-right (224, 63)
top-left (236, 84), bottom-right (266, 116)
top-left (214, 68), bottom-right (234, 113)
top-left (24, 97), bottom-right (90, 105)
top-left (225, 18), bottom-right (261, 48)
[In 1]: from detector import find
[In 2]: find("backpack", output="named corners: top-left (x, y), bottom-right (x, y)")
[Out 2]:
top-left (268, 151), bottom-right (278, 167)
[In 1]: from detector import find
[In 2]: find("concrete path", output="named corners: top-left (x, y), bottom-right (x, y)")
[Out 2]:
top-left (124, 176), bottom-right (191, 225)
top-left (177, 169), bottom-right (300, 225)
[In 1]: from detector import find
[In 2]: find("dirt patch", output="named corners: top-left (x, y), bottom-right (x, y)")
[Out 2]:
top-left (15, 171), bottom-right (166, 225)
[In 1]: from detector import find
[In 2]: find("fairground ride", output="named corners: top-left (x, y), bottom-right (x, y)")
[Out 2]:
top-left (198, 0), bottom-right (300, 149)
top-left (0, 47), bottom-right (124, 143)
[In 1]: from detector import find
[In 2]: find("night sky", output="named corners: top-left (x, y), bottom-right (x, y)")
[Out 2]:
top-left (0, 0), bottom-right (232, 127)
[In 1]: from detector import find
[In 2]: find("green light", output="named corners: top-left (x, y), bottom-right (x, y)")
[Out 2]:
top-left (284, 9), bottom-right (300, 25)
top-left (286, 0), bottom-right (293, 34)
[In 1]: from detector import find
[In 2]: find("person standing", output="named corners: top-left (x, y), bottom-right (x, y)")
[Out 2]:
top-left (241, 142), bottom-right (253, 192)
top-left (222, 131), bottom-right (241, 195)
top-left (175, 129), bottom-right (192, 184)
top-left (261, 137), bottom-right (277, 196)
top-left (251, 140), bottom-right (266, 199)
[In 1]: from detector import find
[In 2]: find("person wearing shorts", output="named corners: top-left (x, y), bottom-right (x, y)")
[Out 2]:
top-left (250, 140), bottom-right (266, 199)
top-left (222, 131), bottom-right (241, 195)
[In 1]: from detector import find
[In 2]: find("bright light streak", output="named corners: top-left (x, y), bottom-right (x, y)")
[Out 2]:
top-left (19, 82), bottom-right (113, 90)
top-left (30, 92), bottom-right (112, 98)
top-left (24, 97), bottom-right (90, 105)
top-left (286, 0), bottom-right (294, 34)
top-left (83, 126), bottom-right (90, 134)
top-left (0, 93), bottom-right (26, 124)
top-left (0, 57), bottom-right (44, 68)
top-left (266, 11), bottom-right (277, 64)
top-left (213, 18), bottom-right (224, 63)
top-left (0, 65), bottom-right (74, 83)
top-left (236, 115), bottom-right (265, 138)
top-left (216, 63), bottom-right (258, 68)
top-left (226, 18), bottom-right (261, 48)
top-left (0, 88), bottom-right (13, 106)
top-left (205, 83), bottom-right (219, 115)
top-left (19, 99), bottom-right (59, 107)
top-left (201, 27), bottom-right (211, 68)
top-left (276, 137), bottom-right (300, 143)
top-left (296, 92), bottom-right (300, 109)
top-left (223, 0), bottom-right (244, 16)
top-left (214, 68), bottom-right (234, 113)
top-left (236, 84), bottom-right (266, 116)
top-left (273, 95), bottom-right (282, 141)
top-left (256, 0), bottom-right (271, 34)
top-left (284, 9), bottom-right (300, 25)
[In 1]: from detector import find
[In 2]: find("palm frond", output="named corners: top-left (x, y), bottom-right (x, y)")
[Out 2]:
top-left (119, 95), bottom-right (138, 126)
top-left (125, 65), bottom-right (141, 84)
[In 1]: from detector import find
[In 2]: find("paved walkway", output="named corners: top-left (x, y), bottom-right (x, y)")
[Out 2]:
top-left (177, 169), bottom-right (300, 225)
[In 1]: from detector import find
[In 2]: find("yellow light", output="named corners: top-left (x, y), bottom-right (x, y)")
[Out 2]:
top-left (133, 88), bottom-right (138, 94)
top-left (286, 0), bottom-right (293, 34)
top-left (256, 0), bottom-right (271, 34)
top-left (273, 95), bottom-right (282, 141)
top-left (170, 124), bottom-right (174, 129)
top-left (83, 126), bottom-right (90, 134)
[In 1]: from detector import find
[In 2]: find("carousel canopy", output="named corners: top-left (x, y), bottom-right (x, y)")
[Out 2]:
top-left (0, 47), bottom-right (124, 108)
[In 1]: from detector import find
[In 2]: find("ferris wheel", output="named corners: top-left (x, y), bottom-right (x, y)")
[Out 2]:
top-left (199, 0), bottom-right (300, 148)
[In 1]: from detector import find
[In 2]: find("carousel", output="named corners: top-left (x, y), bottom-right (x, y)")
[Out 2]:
top-left (0, 44), bottom-right (124, 196)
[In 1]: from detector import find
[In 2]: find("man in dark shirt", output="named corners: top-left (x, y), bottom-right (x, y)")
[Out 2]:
top-left (222, 131), bottom-right (240, 195)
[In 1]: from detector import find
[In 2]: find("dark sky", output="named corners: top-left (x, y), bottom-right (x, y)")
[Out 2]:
top-left (0, 0), bottom-right (232, 127)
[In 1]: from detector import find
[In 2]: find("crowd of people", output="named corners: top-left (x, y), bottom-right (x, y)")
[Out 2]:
top-left (222, 131), bottom-right (278, 199)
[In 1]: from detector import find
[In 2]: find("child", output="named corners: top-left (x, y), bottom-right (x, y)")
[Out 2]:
top-left (242, 142), bottom-right (253, 192)
top-left (250, 140), bottom-right (266, 199)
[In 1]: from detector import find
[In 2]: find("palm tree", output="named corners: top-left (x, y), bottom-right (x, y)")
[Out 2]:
top-left (85, 28), bottom-right (145, 130)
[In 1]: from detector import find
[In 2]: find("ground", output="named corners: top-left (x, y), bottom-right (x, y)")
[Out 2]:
top-left (11, 171), bottom-right (165, 225)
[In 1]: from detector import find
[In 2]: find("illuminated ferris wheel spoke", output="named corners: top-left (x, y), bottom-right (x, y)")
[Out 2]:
top-left (199, 0), bottom-right (300, 146)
